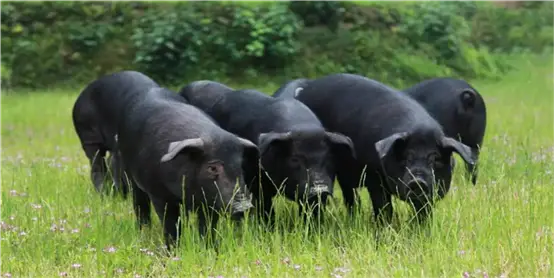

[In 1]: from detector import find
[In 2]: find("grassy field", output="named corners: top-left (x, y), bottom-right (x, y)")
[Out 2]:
top-left (2, 53), bottom-right (553, 278)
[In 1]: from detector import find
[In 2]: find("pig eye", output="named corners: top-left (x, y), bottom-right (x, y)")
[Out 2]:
top-left (207, 165), bottom-right (219, 176)
top-left (428, 153), bottom-right (442, 166)
top-left (288, 156), bottom-right (302, 167)
top-left (428, 152), bottom-right (440, 161)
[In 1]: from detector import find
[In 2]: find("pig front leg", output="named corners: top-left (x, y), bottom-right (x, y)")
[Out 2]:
top-left (131, 181), bottom-right (152, 228)
top-left (197, 211), bottom-right (219, 248)
top-left (152, 197), bottom-right (181, 250)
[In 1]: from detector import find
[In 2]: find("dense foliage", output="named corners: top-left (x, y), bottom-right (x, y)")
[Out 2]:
top-left (1, 1), bottom-right (552, 89)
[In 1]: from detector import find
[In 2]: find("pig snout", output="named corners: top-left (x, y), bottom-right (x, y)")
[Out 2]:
top-left (307, 175), bottom-right (332, 201)
top-left (308, 183), bottom-right (331, 199)
top-left (230, 192), bottom-right (253, 220)
top-left (406, 177), bottom-right (429, 198)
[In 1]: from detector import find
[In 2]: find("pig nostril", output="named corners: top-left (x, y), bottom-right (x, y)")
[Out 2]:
top-left (308, 184), bottom-right (331, 199)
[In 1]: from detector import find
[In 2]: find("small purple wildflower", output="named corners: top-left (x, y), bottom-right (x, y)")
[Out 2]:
top-left (315, 265), bottom-right (323, 271)
top-left (31, 203), bottom-right (42, 209)
top-left (71, 228), bottom-right (80, 234)
top-left (1, 221), bottom-right (18, 232)
top-left (293, 264), bottom-right (301, 271)
top-left (3, 273), bottom-right (12, 277)
top-left (84, 207), bottom-right (91, 214)
top-left (483, 272), bottom-right (489, 278)
top-left (103, 246), bottom-right (117, 253)
top-left (458, 250), bottom-right (466, 256)
top-left (72, 263), bottom-right (82, 269)
top-left (463, 271), bottom-right (470, 278)
top-left (334, 267), bottom-right (351, 274)
top-left (255, 259), bottom-right (261, 266)
top-left (59, 272), bottom-right (68, 277)
top-left (216, 276), bottom-right (224, 278)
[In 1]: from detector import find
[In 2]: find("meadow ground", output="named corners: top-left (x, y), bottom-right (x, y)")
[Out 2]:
top-left (1, 53), bottom-right (553, 278)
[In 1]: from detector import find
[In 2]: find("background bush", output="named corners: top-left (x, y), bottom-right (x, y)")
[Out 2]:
top-left (1, 1), bottom-right (552, 90)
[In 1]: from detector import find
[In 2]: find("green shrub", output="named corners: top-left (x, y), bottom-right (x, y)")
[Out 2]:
top-left (131, 2), bottom-right (302, 83)
top-left (1, 2), bottom-right (137, 88)
top-left (288, 1), bottom-right (344, 32)
top-left (342, 2), bottom-right (413, 32)
top-left (398, 2), bottom-right (471, 61)
top-left (469, 2), bottom-right (553, 52)
top-left (0, 1), bottom-right (551, 89)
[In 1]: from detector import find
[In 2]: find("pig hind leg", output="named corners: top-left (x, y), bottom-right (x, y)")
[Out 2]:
top-left (131, 180), bottom-right (152, 228)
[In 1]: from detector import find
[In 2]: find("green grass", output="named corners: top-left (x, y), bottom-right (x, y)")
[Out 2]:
top-left (2, 53), bottom-right (553, 278)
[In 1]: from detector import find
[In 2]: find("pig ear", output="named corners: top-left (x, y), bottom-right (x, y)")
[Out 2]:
top-left (294, 87), bottom-right (303, 98)
top-left (237, 136), bottom-right (260, 162)
top-left (325, 131), bottom-right (356, 159)
top-left (439, 137), bottom-right (476, 166)
top-left (237, 137), bottom-right (258, 150)
top-left (459, 88), bottom-right (476, 109)
top-left (374, 132), bottom-right (409, 160)
top-left (160, 138), bottom-right (204, 163)
top-left (258, 132), bottom-right (292, 156)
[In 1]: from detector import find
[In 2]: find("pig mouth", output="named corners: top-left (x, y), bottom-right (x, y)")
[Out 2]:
top-left (229, 199), bottom-right (253, 221)
top-left (405, 181), bottom-right (433, 203)
top-left (307, 183), bottom-right (331, 203)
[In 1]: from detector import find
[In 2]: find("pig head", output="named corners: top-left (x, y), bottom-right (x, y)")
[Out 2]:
top-left (257, 129), bottom-right (355, 204)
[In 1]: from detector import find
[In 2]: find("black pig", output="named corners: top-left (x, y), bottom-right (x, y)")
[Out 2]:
top-left (74, 72), bottom-right (257, 248)
top-left (179, 81), bottom-right (355, 226)
top-left (72, 72), bottom-right (162, 197)
top-left (293, 73), bottom-right (475, 227)
top-left (403, 78), bottom-right (487, 185)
